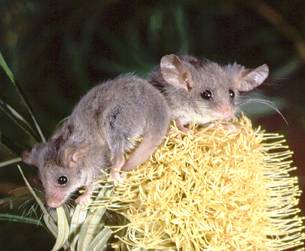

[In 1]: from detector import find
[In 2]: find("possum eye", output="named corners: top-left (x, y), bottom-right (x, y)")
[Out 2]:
top-left (201, 90), bottom-right (213, 100)
top-left (229, 89), bottom-right (235, 99)
top-left (57, 176), bottom-right (68, 185)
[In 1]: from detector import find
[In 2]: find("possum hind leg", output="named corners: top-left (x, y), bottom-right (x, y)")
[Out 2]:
top-left (106, 134), bottom-right (126, 183)
top-left (121, 100), bottom-right (170, 171)
top-left (103, 106), bottom-right (134, 183)
top-left (109, 149), bottom-right (125, 183)
top-left (122, 128), bottom-right (167, 171)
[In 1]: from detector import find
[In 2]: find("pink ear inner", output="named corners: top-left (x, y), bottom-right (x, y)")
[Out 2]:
top-left (182, 72), bottom-right (193, 91)
top-left (236, 64), bottom-right (269, 92)
top-left (21, 150), bottom-right (36, 167)
top-left (71, 151), bottom-right (80, 163)
top-left (160, 54), bottom-right (193, 91)
top-left (66, 146), bottom-right (88, 168)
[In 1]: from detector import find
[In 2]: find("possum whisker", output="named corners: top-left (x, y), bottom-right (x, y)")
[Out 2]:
top-left (238, 98), bottom-right (288, 125)
top-left (19, 199), bottom-right (36, 217)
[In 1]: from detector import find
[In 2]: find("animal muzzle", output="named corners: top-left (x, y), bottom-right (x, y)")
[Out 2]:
top-left (46, 192), bottom-right (67, 208)
top-left (216, 105), bottom-right (235, 120)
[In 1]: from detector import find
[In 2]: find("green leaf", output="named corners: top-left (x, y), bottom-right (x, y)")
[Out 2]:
top-left (17, 165), bottom-right (48, 214)
top-left (77, 207), bottom-right (107, 251)
top-left (69, 205), bottom-right (88, 251)
top-left (87, 227), bottom-right (112, 251)
top-left (0, 98), bottom-right (39, 141)
top-left (0, 52), bottom-right (15, 83)
top-left (51, 207), bottom-right (70, 251)
top-left (0, 157), bottom-right (22, 168)
top-left (43, 213), bottom-right (58, 238)
top-left (0, 51), bottom-right (46, 142)
top-left (70, 205), bottom-right (88, 234)
top-left (0, 213), bottom-right (45, 228)
top-left (18, 165), bottom-right (66, 243)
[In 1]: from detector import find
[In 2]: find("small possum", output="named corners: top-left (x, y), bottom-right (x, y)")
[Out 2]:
top-left (22, 74), bottom-right (170, 208)
top-left (149, 54), bottom-right (269, 131)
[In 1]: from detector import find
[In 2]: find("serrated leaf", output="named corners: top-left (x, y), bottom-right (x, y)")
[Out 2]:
top-left (43, 213), bottom-right (58, 238)
top-left (51, 207), bottom-right (70, 251)
top-left (77, 207), bottom-right (107, 251)
top-left (70, 205), bottom-right (88, 233)
top-left (69, 205), bottom-right (88, 251)
top-left (87, 227), bottom-right (112, 251)
top-left (17, 165), bottom-right (59, 239)
top-left (70, 232), bottom-right (80, 251)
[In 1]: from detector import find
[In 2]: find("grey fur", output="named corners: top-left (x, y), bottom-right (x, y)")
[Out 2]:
top-left (22, 74), bottom-right (170, 207)
top-left (149, 54), bottom-right (269, 127)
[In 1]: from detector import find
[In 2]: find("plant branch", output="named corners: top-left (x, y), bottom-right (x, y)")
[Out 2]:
top-left (0, 157), bottom-right (22, 168)
top-left (0, 52), bottom-right (46, 142)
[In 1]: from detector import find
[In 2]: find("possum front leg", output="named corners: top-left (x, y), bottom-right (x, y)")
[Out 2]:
top-left (75, 184), bottom-right (94, 206)
top-left (175, 119), bottom-right (189, 132)
top-left (109, 154), bottom-right (125, 184)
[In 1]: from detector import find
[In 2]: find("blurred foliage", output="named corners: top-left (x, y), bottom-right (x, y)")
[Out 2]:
top-left (1, 0), bottom-right (304, 138)
top-left (0, 0), bottom-right (305, 250)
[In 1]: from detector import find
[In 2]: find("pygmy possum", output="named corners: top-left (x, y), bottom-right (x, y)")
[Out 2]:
top-left (22, 74), bottom-right (170, 208)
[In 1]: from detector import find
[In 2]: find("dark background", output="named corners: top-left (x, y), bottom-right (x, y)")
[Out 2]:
top-left (0, 0), bottom-right (304, 250)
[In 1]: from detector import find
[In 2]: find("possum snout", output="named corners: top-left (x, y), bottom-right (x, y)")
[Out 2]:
top-left (45, 191), bottom-right (67, 208)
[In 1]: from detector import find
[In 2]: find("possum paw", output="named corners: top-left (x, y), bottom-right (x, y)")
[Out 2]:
top-left (110, 170), bottom-right (126, 184)
top-left (75, 187), bottom-right (93, 206)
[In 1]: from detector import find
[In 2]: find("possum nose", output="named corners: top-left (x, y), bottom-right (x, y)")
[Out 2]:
top-left (217, 105), bottom-right (234, 119)
top-left (47, 199), bottom-right (62, 208)
top-left (46, 194), bottom-right (65, 208)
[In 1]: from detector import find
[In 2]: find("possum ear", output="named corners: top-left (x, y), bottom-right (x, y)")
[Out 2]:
top-left (70, 148), bottom-right (86, 166)
top-left (52, 123), bottom-right (74, 150)
top-left (224, 63), bottom-right (269, 92)
top-left (160, 54), bottom-right (193, 91)
top-left (238, 64), bottom-right (269, 91)
top-left (62, 145), bottom-right (88, 168)
top-left (21, 144), bottom-right (44, 167)
top-left (22, 150), bottom-right (36, 166)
